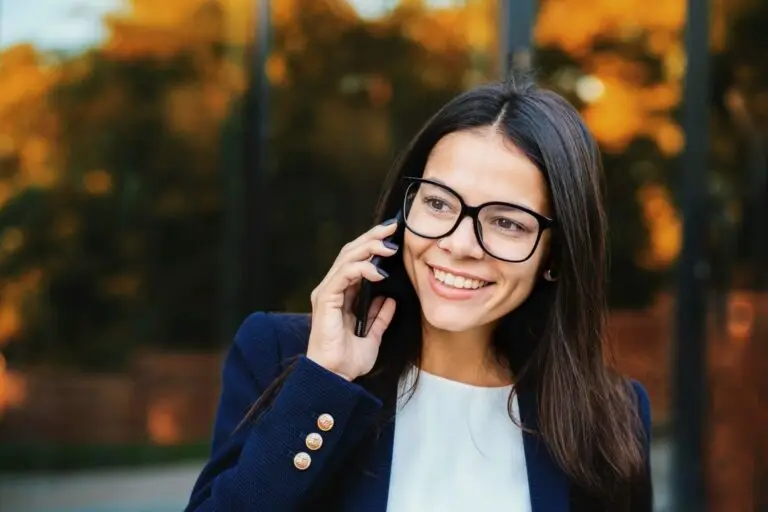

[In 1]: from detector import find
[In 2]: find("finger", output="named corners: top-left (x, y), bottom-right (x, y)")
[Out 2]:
top-left (344, 238), bottom-right (399, 266)
top-left (365, 297), bottom-right (397, 342)
top-left (337, 219), bottom-right (399, 259)
top-left (316, 220), bottom-right (398, 300)
top-left (338, 261), bottom-right (388, 291)
top-left (342, 280), bottom-right (361, 314)
top-left (315, 261), bottom-right (387, 309)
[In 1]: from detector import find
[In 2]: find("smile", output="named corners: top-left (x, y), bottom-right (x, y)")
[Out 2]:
top-left (429, 266), bottom-right (492, 290)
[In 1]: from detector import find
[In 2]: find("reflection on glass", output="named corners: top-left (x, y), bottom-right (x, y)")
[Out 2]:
top-left (534, 0), bottom-right (768, 508)
top-left (0, 0), bottom-right (762, 508)
top-left (533, 1), bottom-right (685, 508)
top-left (706, 1), bottom-right (768, 509)
top-left (0, 0), bottom-right (251, 474)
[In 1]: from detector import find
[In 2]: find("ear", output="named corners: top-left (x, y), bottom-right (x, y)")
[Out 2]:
top-left (540, 230), bottom-right (559, 282)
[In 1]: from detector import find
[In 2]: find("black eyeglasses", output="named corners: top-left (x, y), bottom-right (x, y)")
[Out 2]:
top-left (402, 177), bottom-right (555, 263)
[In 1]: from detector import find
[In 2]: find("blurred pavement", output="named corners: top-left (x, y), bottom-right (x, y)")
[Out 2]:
top-left (0, 462), bottom-right (200, 512)
top-left (0, 439), bottom-right (671, 512)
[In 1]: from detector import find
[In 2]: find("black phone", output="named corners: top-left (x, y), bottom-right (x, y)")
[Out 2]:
top-left (354, 209), bottom-right (405, 337)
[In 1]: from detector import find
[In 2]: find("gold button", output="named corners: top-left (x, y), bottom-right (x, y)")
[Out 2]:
top-left (305, 432), bottom-right (323, 451)
top-left (293, 452), bottom-right (311, 470)
top-left (317, 413), bottom-right (335, 432)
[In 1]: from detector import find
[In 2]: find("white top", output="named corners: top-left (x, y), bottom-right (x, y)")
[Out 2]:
top-left (386, 368), bottom-right (532, 512)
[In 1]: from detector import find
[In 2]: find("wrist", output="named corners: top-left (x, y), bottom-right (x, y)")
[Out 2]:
top-left (305, 353), bottom-right (354, 382)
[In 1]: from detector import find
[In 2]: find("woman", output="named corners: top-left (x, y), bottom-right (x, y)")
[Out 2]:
top-left (186, 77), bottom-right (652, 511)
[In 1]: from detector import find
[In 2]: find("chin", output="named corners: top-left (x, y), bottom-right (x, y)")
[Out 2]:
top-left (423, 309), bottom-right (480, 333)
top-left (419, 297), bottom-right (490, 333)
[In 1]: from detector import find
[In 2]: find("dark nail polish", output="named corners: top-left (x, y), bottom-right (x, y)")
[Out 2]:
top-left (383, 241), bottom-right (399, 251)
top-left (381, 217), bottom-right (397, 226)
top-left (376, 267), bottom-right (389, 278)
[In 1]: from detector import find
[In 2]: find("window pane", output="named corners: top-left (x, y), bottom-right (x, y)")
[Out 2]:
top-left (0, 0), bottom-right (250, 506)
top-left (533, 0), bottom-right (685, 507)
top-left (535, 0), bottom-right (768, 508)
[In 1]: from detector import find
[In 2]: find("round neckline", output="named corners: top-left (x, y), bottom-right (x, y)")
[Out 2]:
top-left (417, 368), bottom-right (514, 391)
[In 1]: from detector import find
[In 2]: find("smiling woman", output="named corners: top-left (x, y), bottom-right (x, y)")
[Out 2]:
top-left (401, 129), bottom-right (557, 337)
top-left (186, 75), bottom-right (652, 512)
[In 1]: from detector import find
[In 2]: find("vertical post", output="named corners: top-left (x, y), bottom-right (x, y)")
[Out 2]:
top-left (500, 0), bottom-right (537, 76)
top-left (242, 0), bottom-right (271, 315)
top-left (748, 134), bottom-right (767, 290)
top-left (671, 0), bottom-right (710, 509)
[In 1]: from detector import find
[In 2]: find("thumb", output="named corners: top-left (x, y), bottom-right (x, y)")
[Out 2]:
top-left (365, 297), bottom-right (397, 343)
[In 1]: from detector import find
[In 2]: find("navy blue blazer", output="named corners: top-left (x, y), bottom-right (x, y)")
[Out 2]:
top-left (186, 312), bottom-right (652, 511)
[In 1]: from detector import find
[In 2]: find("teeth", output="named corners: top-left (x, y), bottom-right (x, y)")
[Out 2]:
top-left (432, 268), bottom-right (488, 289)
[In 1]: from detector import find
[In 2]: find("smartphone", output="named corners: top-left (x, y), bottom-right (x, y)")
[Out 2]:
top-left (354, 209), bottom-right (405, 337)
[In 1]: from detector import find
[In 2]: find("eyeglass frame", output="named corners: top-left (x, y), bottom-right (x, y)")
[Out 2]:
top-left (401, 176), bottom-right (556, 263)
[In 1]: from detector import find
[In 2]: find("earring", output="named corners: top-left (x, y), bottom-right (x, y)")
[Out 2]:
top-left (544, 269), bottom-right (557, 282)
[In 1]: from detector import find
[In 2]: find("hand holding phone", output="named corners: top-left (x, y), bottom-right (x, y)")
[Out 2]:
top-left (354, 210), bottom-right (404, 337)
top-left (305, 217), bottom-right (400, 381)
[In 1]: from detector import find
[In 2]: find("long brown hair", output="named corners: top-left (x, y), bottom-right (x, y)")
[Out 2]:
top-left (364, 77), bottom-right (648, 505)
top-left (242, 77), bottom-right (649, 508)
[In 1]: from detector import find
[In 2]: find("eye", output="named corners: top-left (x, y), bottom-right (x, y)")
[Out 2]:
top-left (424, 196), bottom-right (450, 212)
top-left (491, 217), bottom-right (528, 233)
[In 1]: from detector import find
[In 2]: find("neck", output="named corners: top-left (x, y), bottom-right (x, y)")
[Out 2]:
top-left (419, 321), bottom-right (512, 387)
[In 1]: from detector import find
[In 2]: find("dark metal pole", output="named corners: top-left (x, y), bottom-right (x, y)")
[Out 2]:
top-left (748, 133), bottom-right (767, 290)
top-left (671, 0), bottom-right (710, 509)
top-left (500, 0), bottom-right (537, 76)
top-left (242, 0), bottom-right (271, 315)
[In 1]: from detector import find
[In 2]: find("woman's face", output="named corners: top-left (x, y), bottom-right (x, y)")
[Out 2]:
top-left (402, 127), bottom-right (553, 334)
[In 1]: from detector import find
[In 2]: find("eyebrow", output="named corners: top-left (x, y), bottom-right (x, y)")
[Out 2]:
top-left (423, 176), bottom-right (544, 214)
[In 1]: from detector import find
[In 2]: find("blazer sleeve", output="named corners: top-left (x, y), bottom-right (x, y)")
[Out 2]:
top-left (631, 380), bottom-right (652, 464)
top-left (631, 379), bottom-right (654, 512)
top-left (185, 312), bottom-right (383, 511)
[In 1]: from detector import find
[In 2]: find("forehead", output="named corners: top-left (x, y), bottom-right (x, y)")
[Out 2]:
top-left (422, 128), bottom-right (550, 215)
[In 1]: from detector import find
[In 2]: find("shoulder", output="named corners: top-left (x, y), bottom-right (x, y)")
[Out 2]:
top-left (212, 312), bottom-right (312, 441)
top-left (629, 379), bottom-right (652, 443)
top-left (233, 311), bottom-right (312, 363)
top-left (229, 311), bottom-right (312, 379)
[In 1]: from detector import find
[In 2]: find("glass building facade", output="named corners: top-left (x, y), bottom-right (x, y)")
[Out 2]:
top-left (0, 1), bottom-right (765, 510)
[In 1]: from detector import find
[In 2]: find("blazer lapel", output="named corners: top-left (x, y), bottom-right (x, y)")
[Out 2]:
top-left (518, 387), bottom-right (571, 512)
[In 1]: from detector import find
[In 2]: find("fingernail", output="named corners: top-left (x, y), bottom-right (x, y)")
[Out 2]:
top-left (376, 267), bottom-right (389, 278)
top-left (381, 217), bottom-right (398, 226)
top-left (383, 241), bottom-right (399, 251)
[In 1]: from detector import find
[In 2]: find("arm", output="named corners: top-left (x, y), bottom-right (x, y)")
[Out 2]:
top-left (185, 312), bottom-right (383, 511)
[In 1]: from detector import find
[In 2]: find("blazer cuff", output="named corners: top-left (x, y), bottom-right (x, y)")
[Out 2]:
top-left (276, 355), bottom-right (383, 433)
top-left (253, 356), bottom-right (381, 470)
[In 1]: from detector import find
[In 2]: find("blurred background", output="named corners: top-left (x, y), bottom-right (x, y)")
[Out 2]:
top-left (0, 0), bottom-right (765, 511)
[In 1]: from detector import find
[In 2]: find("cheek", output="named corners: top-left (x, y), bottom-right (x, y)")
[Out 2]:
top-left (500, 233), bottom-right (551, 288)
top-left (495, 258), bottom-right (543, 309)
top-left (402, 231), bottom-right (431, 283)
top-left (499, 262), bottom-right (538, 290)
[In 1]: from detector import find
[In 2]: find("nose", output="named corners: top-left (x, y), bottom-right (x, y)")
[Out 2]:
top-left (437, 217), bottom-right (485, 259)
